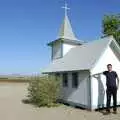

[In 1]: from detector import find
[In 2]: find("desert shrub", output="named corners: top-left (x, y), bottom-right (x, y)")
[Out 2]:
top-left (27, 75), bottom-right (61, 107)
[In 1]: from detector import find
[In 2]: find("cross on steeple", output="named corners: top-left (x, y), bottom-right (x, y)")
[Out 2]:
top-left (58, 0), bottom-right (78, 40)
top-left (62, 1), bottom-right (70, 16)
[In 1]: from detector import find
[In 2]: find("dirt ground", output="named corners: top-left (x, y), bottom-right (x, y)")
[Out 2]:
top-left (0, 82), bottom-right (120, 120)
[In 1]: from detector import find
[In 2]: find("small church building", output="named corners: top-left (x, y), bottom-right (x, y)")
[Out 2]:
top-left (42, 4), bottom-right (120, 110)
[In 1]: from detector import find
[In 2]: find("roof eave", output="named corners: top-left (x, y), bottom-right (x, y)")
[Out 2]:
top-left (42, 69), bottom-right (90, 74)
top-left (47, 38), bottom-right (84, 46)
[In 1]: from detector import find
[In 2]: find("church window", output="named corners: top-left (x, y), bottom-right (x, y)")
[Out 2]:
top-left (72, 72), bottom-right (78, 88)
top-left (63, 73), bottom-right (68, 87)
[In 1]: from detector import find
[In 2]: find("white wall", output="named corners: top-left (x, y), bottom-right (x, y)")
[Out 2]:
top-left (91, 46), bottom-right (120, 109)
top-left (59, 71), bottom-right (90, 107)
top-left (63, 43), bottom-right (76, 56)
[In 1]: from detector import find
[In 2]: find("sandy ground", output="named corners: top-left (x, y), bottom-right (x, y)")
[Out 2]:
top-left (0, 83), bottom-right (120, 120)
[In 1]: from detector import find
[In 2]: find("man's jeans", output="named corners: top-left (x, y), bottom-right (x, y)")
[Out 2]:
top-left (106, 86), bottom-right (117, 111)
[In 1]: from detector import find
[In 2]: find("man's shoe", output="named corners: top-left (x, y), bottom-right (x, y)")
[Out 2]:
top-left (113, 111), bottom-right (117, 114)
top-left (105, 110), bottom-right (111, 115)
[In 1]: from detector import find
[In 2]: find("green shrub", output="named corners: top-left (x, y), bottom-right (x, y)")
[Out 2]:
top-left (27, 75), bottom-right (61, 107)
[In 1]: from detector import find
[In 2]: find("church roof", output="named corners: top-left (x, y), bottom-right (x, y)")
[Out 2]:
top-left (48, 12), bottom-right (84, 46)
top-left (48, 2), bottom-right (84, 46)
top-left (58, 14), bottom-right (78, 40)
top-left (42, 36), bottom-right (119, 73)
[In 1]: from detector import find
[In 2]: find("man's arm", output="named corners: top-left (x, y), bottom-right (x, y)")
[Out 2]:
top-left (92, 72), bottom-right (104, 78)
top-left (115, 71), bottom-right (119, 89)
top-left (117, 76), bottom-right (120, 89)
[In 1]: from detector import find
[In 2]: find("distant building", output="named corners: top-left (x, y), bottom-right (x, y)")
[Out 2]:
top-left (42, 3), bottom-right (120, 110)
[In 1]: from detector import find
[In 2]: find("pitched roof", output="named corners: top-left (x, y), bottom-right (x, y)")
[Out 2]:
top-left (58, 14), bottom-right (78, 40)
top-left (48, 14), bottom-right (84, 46)
top-left (48, 6), bottom-right (84, 46)
top-left (42, 36), bottom-right (115, 73)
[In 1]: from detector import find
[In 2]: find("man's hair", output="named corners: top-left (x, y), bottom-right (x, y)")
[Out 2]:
top-left (107, 64), bottom-right (112, 67)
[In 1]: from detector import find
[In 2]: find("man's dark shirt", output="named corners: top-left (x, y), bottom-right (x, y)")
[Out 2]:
top-left (103, 71), bottom-right (118, 88)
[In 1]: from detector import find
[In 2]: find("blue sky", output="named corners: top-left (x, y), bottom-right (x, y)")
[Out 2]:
top-left (0, 0), bottom-right (120, 75)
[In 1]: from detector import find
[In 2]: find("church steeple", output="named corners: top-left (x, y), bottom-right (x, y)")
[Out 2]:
top-left (58, 2), bottom-right (78, 40)
top-left (48, 1), bottom-right (82, 61)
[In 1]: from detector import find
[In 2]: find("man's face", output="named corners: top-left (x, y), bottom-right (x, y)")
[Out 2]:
top-left (107, 65), bottom-right (112, 71)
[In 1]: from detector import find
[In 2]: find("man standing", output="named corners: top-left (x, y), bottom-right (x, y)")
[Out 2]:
top-left (103, 64), bottom-right (119, 114)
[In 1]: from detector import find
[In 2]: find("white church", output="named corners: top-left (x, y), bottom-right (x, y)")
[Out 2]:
top-left (42, 3), bottom-right (120, 110)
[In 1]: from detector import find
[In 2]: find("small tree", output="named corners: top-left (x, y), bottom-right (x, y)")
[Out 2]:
top-left (103, 14), bottom-right (120, 45)
top-left (28, 75), bottom-right (61, 107)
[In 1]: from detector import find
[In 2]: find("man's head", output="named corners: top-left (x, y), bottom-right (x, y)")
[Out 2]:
top-left (107, 64), bottom-right (112, 72)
